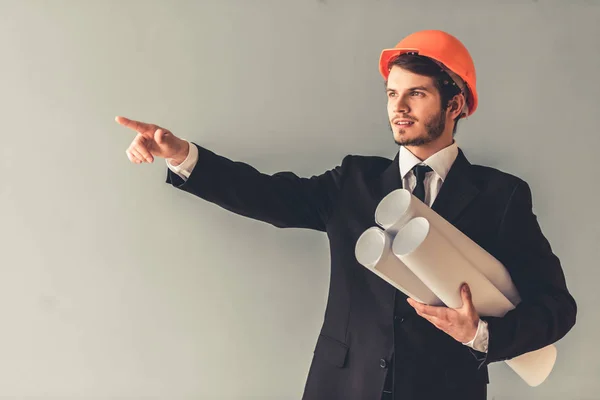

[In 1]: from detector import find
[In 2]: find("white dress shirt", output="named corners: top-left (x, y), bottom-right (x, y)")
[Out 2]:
top-left (166, 140), bottom-right (489, 353)
top-left (398, 142), bottom-right (488, 353)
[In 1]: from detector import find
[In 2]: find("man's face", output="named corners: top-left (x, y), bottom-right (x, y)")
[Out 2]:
top-left (386, 66), bottom-right (448, 147)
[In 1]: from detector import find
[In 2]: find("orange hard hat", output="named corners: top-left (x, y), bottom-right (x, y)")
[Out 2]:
top-left (379, 30), bottom-right (478, 116)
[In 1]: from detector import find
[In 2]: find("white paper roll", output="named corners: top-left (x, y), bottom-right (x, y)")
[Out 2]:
top-left (505, 346), bottom-right (557, 387)
top-left (391, 217), bottom-right (514, 316)
top-left (375, 189), bottom-right (521, 306)
top-left (387, 214), bottom-right (557, 387)
top-left (355, 226), bottom-right (442, 306)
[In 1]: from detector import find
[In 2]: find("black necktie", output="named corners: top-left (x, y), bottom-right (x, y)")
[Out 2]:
top-left (412, 164), bottom-right (432, 203)
top-left (386, 163), bottom-right (434, 397)
top-left (385, 164), bottom-right (434, 396)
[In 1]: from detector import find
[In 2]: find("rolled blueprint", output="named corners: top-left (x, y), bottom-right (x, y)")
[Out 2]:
top-left (355, 227), bottom-right (441, 306)
top-left (375, 189), bottom-right (521, 306)
top-left (389, 215), bottom-right (557, 387)
top-left (391, 217), bottom-right (514, 315)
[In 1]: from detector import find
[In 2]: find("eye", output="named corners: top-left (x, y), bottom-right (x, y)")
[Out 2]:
top-left (387, 92), bottom-right (396, 98)
top-left (411, 91), bottom-right (425, 97)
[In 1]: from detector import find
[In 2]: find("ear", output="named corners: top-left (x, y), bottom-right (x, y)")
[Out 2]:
top-left (448, 93), bottom-right (467, 120)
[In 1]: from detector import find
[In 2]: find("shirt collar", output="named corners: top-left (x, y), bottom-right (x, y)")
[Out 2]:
top-left (399, 141), bottom-right (459, 182)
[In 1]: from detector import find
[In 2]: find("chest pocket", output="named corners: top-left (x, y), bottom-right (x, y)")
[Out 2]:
top-left (313, 334), bottom-right (349, 368)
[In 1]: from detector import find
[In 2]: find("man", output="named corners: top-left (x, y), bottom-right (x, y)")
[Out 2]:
top-left (117, 30), bottom-right (576, 400)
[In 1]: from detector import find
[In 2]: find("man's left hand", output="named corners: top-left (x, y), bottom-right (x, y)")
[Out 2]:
top-left (406, 283), bottom-right (479, 343)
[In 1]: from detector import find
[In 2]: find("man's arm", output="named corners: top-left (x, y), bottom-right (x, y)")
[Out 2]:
top-left (115, 115), bottom-right (348, 232)
top-left (166, 143), bottom-right (348, 232)
top-left (479, 180), bottom-right (577, 364)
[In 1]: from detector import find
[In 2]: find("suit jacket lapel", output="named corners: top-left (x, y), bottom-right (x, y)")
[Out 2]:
top-left (372, 148), bottom-right (479, 225)
top-left (375, 151), bottom-right (403, 200)
top-left (369, 148), bottom-right (480, 308)
top-left (431, 148), bottom-right (480, 224)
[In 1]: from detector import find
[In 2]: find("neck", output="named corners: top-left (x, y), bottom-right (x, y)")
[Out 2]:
top-left (405, 136), bottom-right (454, 161)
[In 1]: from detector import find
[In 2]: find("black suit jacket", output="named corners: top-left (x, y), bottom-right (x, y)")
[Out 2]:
top-left (166, 144), bottom-right (576, 400)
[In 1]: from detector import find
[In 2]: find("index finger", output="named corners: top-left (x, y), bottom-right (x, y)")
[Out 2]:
top-left (408, 299), bottom-right (446, 318)
top-left (115, 116), bottom-right (154, 133)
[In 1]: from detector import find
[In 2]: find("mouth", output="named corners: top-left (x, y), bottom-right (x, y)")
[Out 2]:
top-left (394, 120), bottom-right (415, 128)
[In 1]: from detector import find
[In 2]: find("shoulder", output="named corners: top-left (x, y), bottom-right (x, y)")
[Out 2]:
top-left (333, 153), bottom-right (396, 182)
top-left (470, 163), bottom-right (524, 185)
top-left (457, 147), bottom-right (525, 188)
top-left (340, 153), bottom-right (394, 172)
top-left (467, 161), bottom-right (532, 204)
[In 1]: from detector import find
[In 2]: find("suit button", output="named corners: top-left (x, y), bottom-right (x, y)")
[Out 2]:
top-left (380, 358), bottom-right (388, 369)
top-left (394, 315), bottom-right (404, 323)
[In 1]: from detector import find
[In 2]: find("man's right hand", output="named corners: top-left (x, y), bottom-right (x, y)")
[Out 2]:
top-left (116, 116), bottom-right (190, 165)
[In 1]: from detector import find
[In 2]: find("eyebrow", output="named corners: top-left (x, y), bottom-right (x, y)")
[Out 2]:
top-left (386, 85), bottom-right (431, 93)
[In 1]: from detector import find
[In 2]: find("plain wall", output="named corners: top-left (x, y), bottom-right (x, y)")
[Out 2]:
top-left (1, 0), bottom-right (598, 399)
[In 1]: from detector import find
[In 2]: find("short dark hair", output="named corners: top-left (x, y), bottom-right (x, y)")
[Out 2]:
top-left (386, 54), bottom-right (463, 134)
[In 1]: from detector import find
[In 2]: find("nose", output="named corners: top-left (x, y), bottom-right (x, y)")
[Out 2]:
top-left (392, 95), bottom-right (410, 114)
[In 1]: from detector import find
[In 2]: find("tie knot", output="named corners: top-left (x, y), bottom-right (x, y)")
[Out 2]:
top-left (412, 164), bottom-right (432, 181)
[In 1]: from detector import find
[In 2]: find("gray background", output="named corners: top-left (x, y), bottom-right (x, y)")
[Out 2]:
top-left (0, 0), bottom-right (597, 399)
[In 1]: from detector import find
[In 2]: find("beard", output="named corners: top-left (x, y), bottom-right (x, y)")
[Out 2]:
top-left (392, 109), bottom-right (446, 147)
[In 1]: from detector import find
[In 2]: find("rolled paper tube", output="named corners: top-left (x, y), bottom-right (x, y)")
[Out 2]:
top-left (355, 226), bottom-right (442, 306)
top-left (505, 346), bottom-right (557, 387)
top-left (390, 216), bottom-right (557, 387)
top-left (391, 217), bottom-right (514, 316)
top-left (375, 188), bottom-right (520, 306)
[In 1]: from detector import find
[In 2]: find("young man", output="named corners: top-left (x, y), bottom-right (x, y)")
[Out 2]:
top-left (117, 30), bottom-right (576, 400)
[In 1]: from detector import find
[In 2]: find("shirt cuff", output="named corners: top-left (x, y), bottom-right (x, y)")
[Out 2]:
top-left (462, 319), bottom-right (489, 353)
top-left (165, 140), bottom-right (198, 180)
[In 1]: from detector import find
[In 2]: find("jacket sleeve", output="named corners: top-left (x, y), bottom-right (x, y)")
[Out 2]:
top-left (165, 143), bottom-right (348, 231)
top-left (475, 180), bottom-right (577, 365)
